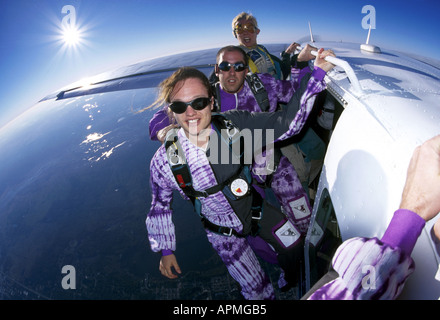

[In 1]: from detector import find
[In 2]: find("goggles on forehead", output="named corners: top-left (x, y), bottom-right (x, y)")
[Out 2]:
top-left (169, 97), bottom-right (211, 114)
top-left (234, 23), bottom-right (256, 34)
top-left (217, 61), bottom-right (247, 72)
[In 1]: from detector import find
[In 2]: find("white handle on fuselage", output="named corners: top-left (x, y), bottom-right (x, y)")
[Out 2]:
top-left (298, 45), bottom-right (363, 96)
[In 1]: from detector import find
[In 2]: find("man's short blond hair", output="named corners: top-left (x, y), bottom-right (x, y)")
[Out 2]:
top-left (231, 12), bottom-right (259, 30)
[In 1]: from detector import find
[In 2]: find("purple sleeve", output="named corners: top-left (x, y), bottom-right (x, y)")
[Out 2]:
top-left (308, 209), bottom-right (425, 300)
top-left (149, 107), bottom-right (171, 141)
top-left (262, 67), bottom-right (314, 112)
top-left (145, 150), bottom-right (176, 253)
top-left (381, 209), bottom-right (426, 256)
top-left (275, 67), bottom-right (326, 142)
top-left (162, 249), bottom-right (173, 256)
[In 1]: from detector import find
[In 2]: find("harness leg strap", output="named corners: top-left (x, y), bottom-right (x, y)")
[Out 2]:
top-left (256, 200), bottom-right (304, 290)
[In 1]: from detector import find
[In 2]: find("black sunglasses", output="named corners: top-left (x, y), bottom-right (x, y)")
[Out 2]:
top-left (169, 97), bottom-right (211, 114)
top-left (218, 61), bottom-right (248, 72)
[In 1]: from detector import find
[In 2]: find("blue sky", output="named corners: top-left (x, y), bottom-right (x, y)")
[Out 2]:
top-left (1, 0), bottom-right (439, 128)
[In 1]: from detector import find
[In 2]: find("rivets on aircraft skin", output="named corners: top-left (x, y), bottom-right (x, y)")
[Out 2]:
top-left (327, 86), bottom-right (348, 106)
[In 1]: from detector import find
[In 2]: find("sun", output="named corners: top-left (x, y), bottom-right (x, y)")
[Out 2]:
top-left (48, 7), bottom-right (90, 59)
top-left (62, 25), bottom-right (82, 47)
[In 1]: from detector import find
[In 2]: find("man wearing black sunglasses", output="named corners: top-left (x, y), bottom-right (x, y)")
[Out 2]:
top-left (215, 61), bottom-right (248, 93)
top-left (214, 45), bottom-right (320, 236)
top-left (215, 59), bottom-right (248, 93)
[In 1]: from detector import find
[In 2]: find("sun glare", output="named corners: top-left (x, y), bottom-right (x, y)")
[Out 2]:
top-left (62, 25), bottom-right (82, 47)
top-left (48, 6), bottom-right (92, 61)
